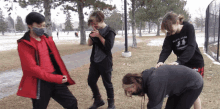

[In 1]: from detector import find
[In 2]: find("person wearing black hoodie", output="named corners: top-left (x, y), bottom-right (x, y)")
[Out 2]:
top-left (122, 65), bottom-right (203, 109)
top-left (87, 11), bottom-right (116, 109)
top-left (155, 11), bottom-right (204, 109)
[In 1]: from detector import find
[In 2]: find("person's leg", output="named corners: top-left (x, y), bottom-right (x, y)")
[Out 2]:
top-left (100, 69), bottom-right (115, 109)
top-left (100, 70), bottom-right (114, 99)
top-left (32, 80), bottom-right (52, 109)
top-left (192, 67), bottom-right (204, 109)
top-left (194, 97), bottom-right (202, 109)
top-left (88, 63), bottom-right (102, 97)
top-left (88, 63), bottom-right (105, 109)
top-left (99, 59), bottom-right (115, 109)
top-left (52, 84), bottom-right (78, 109)
top-left (165, 95), bottom-right (179, 109)
top-left (175, 84), bottom-right (203, 109)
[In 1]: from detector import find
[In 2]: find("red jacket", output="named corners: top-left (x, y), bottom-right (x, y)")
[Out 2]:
top-left (17, 31), bottom-right (75, 99)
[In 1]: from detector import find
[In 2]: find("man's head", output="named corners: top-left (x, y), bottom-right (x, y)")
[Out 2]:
top-left (26, 12), bottom-right (46, 36)
top-left (122, 73), bottom-right (144, 97)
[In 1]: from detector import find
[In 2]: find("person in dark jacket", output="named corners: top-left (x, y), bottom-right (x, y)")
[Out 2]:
top-left (122, 65), bottom-right (203, 109)
top-left (87, 11), bottom-right (116, 109)
top-left (155, 11), bottom-right (204, 109)
top-left (17, 12), bottom-right (78, 109)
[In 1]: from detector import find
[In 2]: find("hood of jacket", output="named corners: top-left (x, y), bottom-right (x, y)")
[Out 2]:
top-left (98, 25), bottom-right (116, 37)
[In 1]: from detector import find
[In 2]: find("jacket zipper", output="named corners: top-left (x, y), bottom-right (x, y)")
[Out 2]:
top-left (35, 50), bottom-right (41, 99)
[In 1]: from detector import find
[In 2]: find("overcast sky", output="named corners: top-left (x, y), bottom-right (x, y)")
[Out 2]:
top-left (0, 0), bottom-right (214, 24)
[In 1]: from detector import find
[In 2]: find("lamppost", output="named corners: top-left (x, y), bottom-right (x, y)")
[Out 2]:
top-left (122, 0), bottom-right (131, 57)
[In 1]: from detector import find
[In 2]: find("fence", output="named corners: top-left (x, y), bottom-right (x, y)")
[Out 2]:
top-left (205, 0), bottom-right (220, 61)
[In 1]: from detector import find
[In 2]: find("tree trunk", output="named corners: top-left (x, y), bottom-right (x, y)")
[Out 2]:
top-left (131, 0), bottom-right (137, 47)
top-left (44, 0), bottom-right (52, 36)
top-left (148, 22), bottom-right (151, 33)
top-left (77, 1), bottom-right (86, 45)
top-left (122, 21), bottom-right (124, 36)
top-left (139, 22), bottom-right (142, 37)
top-left (156, 21), bottom-right (160, 36)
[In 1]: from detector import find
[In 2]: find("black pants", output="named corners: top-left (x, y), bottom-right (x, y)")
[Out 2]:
top-left (88, 58), bottom-right (114, 99)
top-left (32, 79), bottom-right (78, 109)
top-left (165, 84), bottom-right (203, 109)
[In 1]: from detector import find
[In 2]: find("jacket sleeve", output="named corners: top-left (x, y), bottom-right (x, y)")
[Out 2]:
top-left (94, 31), bottom-right (115, 52)
top-left (158, 36), bottom-right (172, 63)
top-left (146, 81), bottom-right (165, 109)
top-left (176, 24), bottom-right (197, 65)
top-left (18, 42), bottom-right (63, 84)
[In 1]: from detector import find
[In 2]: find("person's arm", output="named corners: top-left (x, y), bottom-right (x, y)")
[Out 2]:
top-left (146, 83), bottom-right (165, 109)
top-left (176, 24), bottom-right (197, 65)
top-left (98, 35), bottom-right (105, 46)
top-left (90, 31), bottom-right (115, 52)
top-left (146, 74), bottom-right (167, 109)
top-left (18, 42), bottom-right (63, 84)
top-left (157, 37), bottom-right (172, 64)
top-left (88, 36), bottom-right (93, 46)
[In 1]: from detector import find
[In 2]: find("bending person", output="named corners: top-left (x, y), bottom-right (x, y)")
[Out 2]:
top-left (122, 65), bottom-right (203, 109)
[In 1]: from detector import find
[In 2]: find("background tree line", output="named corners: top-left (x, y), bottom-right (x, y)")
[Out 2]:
top-left (2, 0), bottom-right (205, 47)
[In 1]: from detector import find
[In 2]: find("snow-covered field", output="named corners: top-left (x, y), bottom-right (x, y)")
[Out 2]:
top-left (0, 31), bottom-right (163, 51)
top-left (0, 31), bottom-right (124, 51)
top-left (147, 32), bottom-right (205, 47)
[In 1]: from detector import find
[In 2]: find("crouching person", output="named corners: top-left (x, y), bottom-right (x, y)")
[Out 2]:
top-left (17, 12), bottom-right (78, 109)
top-left (122, 65), bottom-right (203, 109)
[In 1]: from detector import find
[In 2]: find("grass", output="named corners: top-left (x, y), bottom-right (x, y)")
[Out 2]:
top-left (0, 36), bottom-right (219, 109)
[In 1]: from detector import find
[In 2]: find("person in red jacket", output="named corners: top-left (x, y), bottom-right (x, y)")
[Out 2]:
top-left (17, 12), bottom-right (78, 109)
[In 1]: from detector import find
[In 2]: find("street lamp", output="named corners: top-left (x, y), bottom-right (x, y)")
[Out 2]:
top-left (122, 0), bottom-right (131, 57)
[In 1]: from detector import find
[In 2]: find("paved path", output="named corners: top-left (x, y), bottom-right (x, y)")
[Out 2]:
top-left (0, 38), bottom-right (141, 99)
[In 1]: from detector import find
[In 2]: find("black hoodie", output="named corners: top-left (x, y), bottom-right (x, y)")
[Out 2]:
top-left (89, 26), bottom-right (116, 66)
top-left (142, 65), bottom-right (203, 109)
top-left (158, 21), bottom-right (204, 68)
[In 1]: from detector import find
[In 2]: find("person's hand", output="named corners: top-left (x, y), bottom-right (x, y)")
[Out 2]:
top-left (62, 75), bottom-right (68, 83)
top-left (168, 62), bottom-right (179, 65)
top-left (90, 30), bottom-right (100, 38)
top-left (90, 25), bottom-right (101, 38)
top-left (155, 62), bottom-right (164, 68)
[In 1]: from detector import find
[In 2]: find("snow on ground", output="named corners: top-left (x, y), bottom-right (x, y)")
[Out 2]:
top-left (1, 31), bottom-right (219, 65)
top-left (0, 31), bottom-right (124, 52)
top-left (0, 31), bottom-right (162, 52)
top-left (147, 32), bottom-right (205, 47)
top-left (147, 32), bottom-right (220, 65)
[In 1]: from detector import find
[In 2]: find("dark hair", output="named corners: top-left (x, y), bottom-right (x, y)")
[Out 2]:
top-left (88, 11), bottom-right (104, 26)
top-left (122, 73), bottom-right (143, 85)
top-left (26, 12), bottom-right (45, 25)
top-left (122, 73), bottom-right (144, 96)
top-left (161, 11), bottom-right (184, 36)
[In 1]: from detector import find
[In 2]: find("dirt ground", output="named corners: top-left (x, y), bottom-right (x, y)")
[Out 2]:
top-left (0, 36), bottom-right (220, 109)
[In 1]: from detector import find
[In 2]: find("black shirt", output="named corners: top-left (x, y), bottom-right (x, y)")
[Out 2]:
top-left (142, 65), bottom-right (203, 109)
top-left (90, 26), bottom-right (116, 66)
top-left (158, 21), bottom-right (204, 68)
